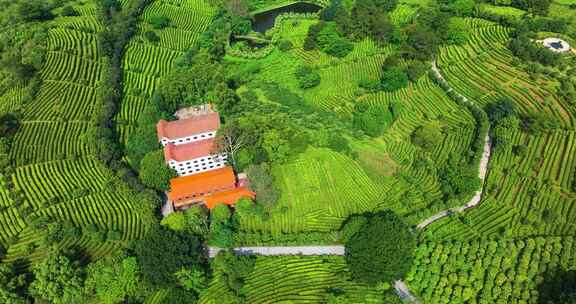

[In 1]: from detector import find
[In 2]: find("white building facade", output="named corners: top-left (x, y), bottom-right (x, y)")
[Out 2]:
top-left (168, 153), bottom-right (228, 176)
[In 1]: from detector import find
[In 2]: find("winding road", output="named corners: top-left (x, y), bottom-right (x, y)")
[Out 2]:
top-left (392, 62), bottom-right (493, 303)
top-left (205, 61), bottom-right (492, 304)
top-left (416, 61), bottom-right (492, 229)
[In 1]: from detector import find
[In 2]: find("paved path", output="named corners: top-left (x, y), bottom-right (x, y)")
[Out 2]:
top-left (394, 280), bottom-right (420, 304)
top-left (208, 245), bottom-right (345, 258)
top-left (415, 61), bottom-right (493, 230)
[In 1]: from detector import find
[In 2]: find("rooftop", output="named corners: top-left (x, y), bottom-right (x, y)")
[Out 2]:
top-left (168, 167), bottom-right (236, 202)
top-left (205, 187), bottom-right (256, 209)
top-left (164, 138), bottom-right (221, 163)
top-left (157, 112), bottom-right (220, 141)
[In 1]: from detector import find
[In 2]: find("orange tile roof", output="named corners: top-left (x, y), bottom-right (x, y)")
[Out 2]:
top-left (164, 138), bottom-right (220, 163)
top-left (168, 167), bottom-right (236, 202)
top-left (204, 187), bottom-right (256, 209)
top-left (156, 112), bottom-right (220, 141)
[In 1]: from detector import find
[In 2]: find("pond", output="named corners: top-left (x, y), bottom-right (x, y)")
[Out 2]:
top-left (252, 2), bottom-right (322, 33)
top-left (549, 41), bottom-right (564, 50)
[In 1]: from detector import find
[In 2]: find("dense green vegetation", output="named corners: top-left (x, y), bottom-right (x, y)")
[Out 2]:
top-left (0, 0), bottom-right (574, 302)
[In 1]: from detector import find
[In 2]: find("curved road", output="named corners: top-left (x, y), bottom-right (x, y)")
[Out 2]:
top-left (206, 62), bottom-right (492, 304)
top-left (416, 61), bottom-right (492, 229)
top-left (393, 61), bottom-right (493, 304)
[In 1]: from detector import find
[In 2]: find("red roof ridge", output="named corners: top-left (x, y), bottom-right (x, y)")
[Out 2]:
top-left (157, 112), bottom-right (220, 141)
top-left (163, 138), bottom-right (222, 163)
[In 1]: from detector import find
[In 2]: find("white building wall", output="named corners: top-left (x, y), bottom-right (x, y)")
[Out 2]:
top-left (168, 153), bottom-right (228, 176)
top-left (160, 131), bottom-right (216, 146)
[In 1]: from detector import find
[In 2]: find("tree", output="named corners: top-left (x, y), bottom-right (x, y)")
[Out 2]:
top-left (405, 60), bottom-right (428, 81)
top-left (353, 103), bottom-right (394, 136)
top-left (149, 15), bottom-right (170, 29)
top-left (161, 206), bottom-right (210, 236)
top-left (135, 226), bottom-right (205, 289)
top-left (411, 123), bottom-right (443, 151)
top-left (217, 120), bottom-right (247, 169)
top-left (295, 66), bottom-right (321, 89)
top-left (61, 5), bottom-right (78, 17)
top-left (538, 270), bottom-right (576, 303)
top-left (0, 114), bottom-right (19, 138)
top-left (486, 97), bottom-right (516, 125)
top-left (0, 264), bottom-right (26, 304)
top-left (175, 267), bottom-right (206, 294)
top-left (345, 211), bottom-right (416, 285)
top-left (139, 149), bottom-right (176, 191)
top-left (29, 250), bottom-right (84, 304)
top-left (214, 251), bottom-right (256, 299)
top-left (447, 18), bottom-right (469, 45)
top-left (449, 0), bottom-right (475, 16)
top-left (85, 252), bottom-right (140, 304)
top-left (380, 66), bottom-right (408, 92)
top-left (17, 1), bottom-right (54, 21)
top-left (246, 163), bottom-right (280, 207)
top-left (144, 30), bottom-right (160, 43)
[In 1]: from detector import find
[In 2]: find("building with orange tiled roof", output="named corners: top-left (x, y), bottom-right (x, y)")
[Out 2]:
top-left (168, 167), bottom-right (252, 209)
top-left (164, 138), bottom-right (227, 176)
top-left (159, 106), bottom-right (255, 211)
top-left (157, 111), bottom-right (220, 147)
top-left (204, 187), bottom-right (255, 209)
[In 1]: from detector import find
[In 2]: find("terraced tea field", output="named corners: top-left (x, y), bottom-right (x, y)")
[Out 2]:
top-left (437, 18), bottom-right (575, 128)
top-left (116, 0), bottom-right (215, 145)
top-left (200, 255), bottom-right (382, 303)
top-left (0, 3), bottom-right (144, 268)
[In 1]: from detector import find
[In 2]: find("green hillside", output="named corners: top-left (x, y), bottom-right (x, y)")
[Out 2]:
top-left (0, 0), bottom-right (574, 303)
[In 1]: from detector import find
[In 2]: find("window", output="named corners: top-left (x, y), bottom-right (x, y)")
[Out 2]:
top-left (178, 139), bottom-right (183, 143)
top-left (201, 134), bottom-right (206, 138)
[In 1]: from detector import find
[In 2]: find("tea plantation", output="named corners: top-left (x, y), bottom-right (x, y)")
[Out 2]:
top-left (0, 0), bottom-right (574, 302)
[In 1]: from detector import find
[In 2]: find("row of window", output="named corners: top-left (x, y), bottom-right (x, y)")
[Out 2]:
top-left (177, 163), bottom-right (225, 176)
top-left (166, 132), bottom-right (215, 144)
top-left (176, 157), bottom-right (222, 167)
top-left (176, 185), bottom-right (235, 201)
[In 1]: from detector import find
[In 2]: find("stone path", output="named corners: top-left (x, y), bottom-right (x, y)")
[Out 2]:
top-left (416, 61), bottom-right (493, 229)
top-left (207, 245), bottom-right (345, 258)
top-left (392, 61), bottom-right (494, 303)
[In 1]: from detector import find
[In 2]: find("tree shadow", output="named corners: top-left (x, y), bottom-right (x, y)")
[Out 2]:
top-left (538, 269), bottom-right (576, 303)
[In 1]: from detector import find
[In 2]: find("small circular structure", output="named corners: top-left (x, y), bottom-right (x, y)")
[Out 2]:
top-left (542, 38), bottom-right (571, 53)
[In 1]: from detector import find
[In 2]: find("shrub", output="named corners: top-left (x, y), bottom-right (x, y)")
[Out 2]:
top-left (149, 15), bottom-right (170, 29)
top-left (144, 31), bottom-right (160, 43)
top-left (61, 6), bottom-right (78, 17)
top-left (278, 40), bottom-right (293, 52)
top-left (246, 163), bottom-right (280, 207)
top-left (380, 66), bottom-right (408, 92)
top-left (411, 123), bottom-right (442, 151)
top-left (295, 66), bottom-right (321, 89)
top-left (139, 149), bottom-right (176, 191)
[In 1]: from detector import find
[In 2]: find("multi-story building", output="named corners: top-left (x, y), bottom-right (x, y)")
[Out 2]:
top-left (158, 105), bottom-right (255, 210)
top-left (164, 138), bottom-right (228, 176)
top-left (156, 111), bottom-right (220, 147)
